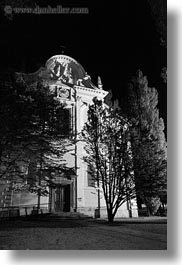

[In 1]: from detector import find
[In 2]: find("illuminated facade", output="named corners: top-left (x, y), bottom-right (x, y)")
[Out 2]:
top-left (0, 55), bottom-right (138, 218)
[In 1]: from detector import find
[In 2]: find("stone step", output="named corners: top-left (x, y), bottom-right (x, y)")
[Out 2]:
top-left (50, 212), bottom-right (93, 220)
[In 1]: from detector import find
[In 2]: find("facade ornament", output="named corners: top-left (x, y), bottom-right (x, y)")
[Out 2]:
top-left (52, 60), bottom-right (61, 77)
top-left (55, 64), bottom-right (61, 77)
top-left (97, 76), bottom-right (103, 89)
top-left (83, 72), bottom-right (91, 81)
top-left (77, 78), bottom-right (84, 86)
top-left (76, 72), bottom-right (92, 87)
top-left (63, 63), bottom-right (69, 77)
top-left (68, 68), bottom-right (74, 84)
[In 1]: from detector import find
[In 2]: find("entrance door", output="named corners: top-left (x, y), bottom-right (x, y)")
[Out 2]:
top-left (54, 186), bottom-right (63, 212)
top-left (63, 185), bottom-right (70, 212)
top-left (54, 185), bottom-right (70, 212)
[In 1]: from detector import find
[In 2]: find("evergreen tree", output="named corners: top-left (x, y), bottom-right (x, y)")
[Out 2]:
top-left (123, 70), bottom-right (167, 215)
top-left (104, 89), bottom-right (120, 109)
top-left (0, 73), bottom-right (72, 202)
top-left (147, 0), bottom-right (167, 48)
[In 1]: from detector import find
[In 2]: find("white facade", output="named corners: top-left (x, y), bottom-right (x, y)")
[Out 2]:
top-left (0, 54), bottom-right (138, 218)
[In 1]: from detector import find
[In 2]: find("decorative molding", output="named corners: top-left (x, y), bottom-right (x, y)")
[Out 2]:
top-left (46, 55), bottom-right (80, 68)
top-left (74, 85), bottom-right (108, 97)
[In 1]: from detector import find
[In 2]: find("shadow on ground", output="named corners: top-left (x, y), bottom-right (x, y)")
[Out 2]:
top-left (0, 218), bottom-right (89, 229)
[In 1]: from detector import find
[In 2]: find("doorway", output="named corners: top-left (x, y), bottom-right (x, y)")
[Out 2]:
top-left (54, 185), bottom-right (70, 212)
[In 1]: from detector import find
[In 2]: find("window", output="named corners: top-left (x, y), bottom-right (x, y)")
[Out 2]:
top-left (87, 165), bottom-right (96, 187)
top-left (27, 160), bottom-right (37, 185)
top-left (56, 108), bottom-right (71, 136)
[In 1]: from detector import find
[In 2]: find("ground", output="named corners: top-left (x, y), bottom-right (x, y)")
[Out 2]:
top-left (0, 217), bottom-right (167, 250)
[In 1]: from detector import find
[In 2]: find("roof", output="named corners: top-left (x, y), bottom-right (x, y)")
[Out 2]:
top-left (45, 54), bottom-right (97, 89)
top-left (15, 55), bottom-right (98, 89)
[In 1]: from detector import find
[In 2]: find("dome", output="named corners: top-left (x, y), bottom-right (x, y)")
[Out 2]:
top-left (45, 55), bottom-right (97, 89)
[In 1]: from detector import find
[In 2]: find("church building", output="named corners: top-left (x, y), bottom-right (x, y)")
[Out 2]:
top-left (0, 54), bottom-right (138, 218)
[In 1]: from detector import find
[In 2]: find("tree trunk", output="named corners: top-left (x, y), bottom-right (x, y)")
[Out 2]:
top-left (147, 206), bottom-right (151, 217)
top-left (107, 209), bottom-right (114, 223)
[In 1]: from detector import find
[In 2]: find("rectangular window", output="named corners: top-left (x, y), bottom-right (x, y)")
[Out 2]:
top-left (27, 160), bottom-right (37, 185)
top-left (56, 108), bottom-right (71, 136)
top-left (87, 165), bottom-right (96, 187)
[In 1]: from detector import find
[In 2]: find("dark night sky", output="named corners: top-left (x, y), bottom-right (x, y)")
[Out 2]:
top-left (0, 0), bottom-right (167, 127)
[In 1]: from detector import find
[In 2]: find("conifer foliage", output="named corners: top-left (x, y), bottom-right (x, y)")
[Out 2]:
top-left (124, 70), bottom-right (167, 215)
top-left (0, 73), bottom-right (71, 198)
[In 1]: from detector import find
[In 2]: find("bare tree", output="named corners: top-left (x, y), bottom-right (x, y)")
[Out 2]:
top-left (82, 98), bottom-right (136, 222)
